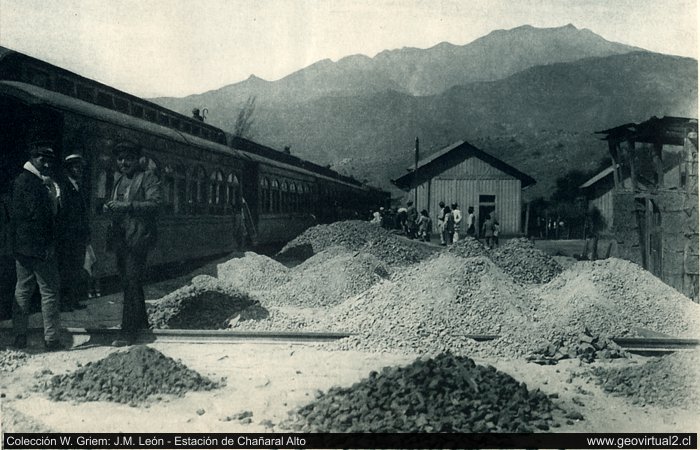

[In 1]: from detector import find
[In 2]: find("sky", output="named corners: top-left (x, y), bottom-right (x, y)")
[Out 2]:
top-left (0, 0), bottom-right (697, 98)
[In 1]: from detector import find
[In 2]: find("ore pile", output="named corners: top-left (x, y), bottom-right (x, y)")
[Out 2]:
top-left (0, 349), bottom-right (29, 372)
top-left (263, 247), bottom-right (391, 308)
top-left (493, 258), bottom-right (700, 357)
top-left (446, 237), bottom-right (489, 258)
top-left (526, 329), bottom-right (627, 365)
top-left (148, 275), bottom-right (259, 329)
top-left (490, 238), bottom-right (562, 284)
top-left (217, 252), bottom-right (291, 290)
top-left (228, 307), bottom-right (319, 331)
top-left (285, 352), bottom-right (562, 432)
top-left (45, 346), bottom-right (219, 404)
top-left (591, 351), bottom-right (700, 411)
top-left (323, 254), bottom-right (533, 354)
top-left (277, 220), bottom-right (435, 266)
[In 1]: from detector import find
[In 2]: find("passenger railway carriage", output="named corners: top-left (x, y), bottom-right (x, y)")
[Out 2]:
top-left (0, 47), bottom-right (388, 278)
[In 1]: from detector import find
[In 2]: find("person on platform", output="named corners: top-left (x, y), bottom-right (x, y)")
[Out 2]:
top-left (482, 213), bottom-right (495, 249)
top-left (417, 209), bottom-right (432, 242)
top-left (406, 200), bottom-right (418, 239)
top-left (56, 154), bottom-right (90, 312)
top-left (104, 141), bottom-right (162, 347)
top-left (442, 205), bottom-right (455, 246)
top-left (451, 203), bottom-right (462, 242)
top-left (437, 201), bottom-right (446, 245)
top-left (465, 206), bottom-right (476, 237)
top-left (11, 140), bottom-right (63, 351)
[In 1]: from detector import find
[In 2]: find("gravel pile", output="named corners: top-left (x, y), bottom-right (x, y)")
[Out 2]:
top-left (490, 238), bottom-right (562, 284)
top-left (217, 252), bottom-right (291, 291)
top-left (227, 307), bottom-right (316, 331)
top-left (591, 351), bottom-right (700, 411)
top-left (277, 220), bottom-right (435, 266)
top-left (0, 349), bottom-right (29, 372)
top-left (44, 346), bottom-right (220, 404)
top-left (322, 254), bottom-right (533, 355)
top-left (148, 275), bottom-right (259, 329)
top-left (262, 248), bottom-right (390, 308)
top-left (492, 258), bottom-right (700, 357)
top-left (285, 352), bottom-right (563, 432)
top-left (447, 237), bottom-right (489, 259)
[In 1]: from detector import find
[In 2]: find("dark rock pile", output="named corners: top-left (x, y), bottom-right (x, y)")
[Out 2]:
top-left (148, 275), bottom-right (258, 329)
top-left (526, 328), bottom-right (627, 365)
top-left (490, 238), bottom-right (562, 284)
top-left (44, 346), bottom-right (220, 404)
top-left (285, 352), bottom-right (564, 432)
top-left (0, 349), bottom-right (29, 372)
top-left (277, 220), bottom-right (436, 266)
top-left (591, 351), bottom-right (700, 411)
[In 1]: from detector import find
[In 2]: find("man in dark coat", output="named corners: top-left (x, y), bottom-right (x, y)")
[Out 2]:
top-left (104, 141), bottom-right (161, 346)
top-left (56, 154), bottom-right (90, 311)
top-left (11, 140), bottom-right (63, 351)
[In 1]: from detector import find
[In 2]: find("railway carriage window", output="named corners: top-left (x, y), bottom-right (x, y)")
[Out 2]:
top-left (163, 165), bottom-right (175, 215)
top-left (114, 97), bottom-right (129, 114)
top-left (132, 104), bottom-right (144, 118)
top-left (159, 114), bottom-right (169, 126)
top-left (94, 153), bottom-right (116, 215)
top-left (260, 178), bottom-right (270, 213)
top-left (174, 165), bottom-right (186, 215)
top-left (182, 123), bottom-right (192, 134)
top-left (77, 84), bottom-right (94, 102)
top-left (56, 77), bottom-right (75, 96)
top-left (27, 67), bottom-right (50, 88)
top-left (226, 174), bottom-right (240, 213)
top-left (209, 171), bottom-right (224, 214)
top-left (145, 109), bottom-right (157, 122)
top-left (97, 91), bottom-right (113, 108)
top-left (271, 179), bottom-right (280, 213)
top-left (281, 181), bottom-right (289, 213)
top-left (290, 183), bottom-right (298, 213)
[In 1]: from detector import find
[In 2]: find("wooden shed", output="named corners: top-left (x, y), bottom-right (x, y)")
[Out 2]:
top-left (391, 140), bottom-right (536, 236)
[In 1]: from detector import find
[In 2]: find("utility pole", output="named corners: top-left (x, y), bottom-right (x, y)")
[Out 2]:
top-left (414, 137), bottom-right (419, 206)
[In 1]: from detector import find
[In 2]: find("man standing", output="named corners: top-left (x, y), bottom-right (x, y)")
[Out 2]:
top-left (465, 206), bottom-right (476, 237)
top-left (405, 201), bottom-right (417, 239)
top-left (437, 201), bottom-right (446, 245)
top-left (57, 154), bottom-right (90, 311)
top-left (451, 203), bottom-right (462, 242)
top-left (11, 140), bottom-right (63, 351)
top-left (104, 141), bottom-right (161, 346)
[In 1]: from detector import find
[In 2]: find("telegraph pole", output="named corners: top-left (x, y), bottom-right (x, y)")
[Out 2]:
top-left (414, 137), bottom-right (419, 206)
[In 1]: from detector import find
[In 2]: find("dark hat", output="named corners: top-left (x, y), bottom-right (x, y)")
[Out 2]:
top-left (113, 141), bottom-right (142, 156)
top-left (28, 140), bottom-right (57, 158)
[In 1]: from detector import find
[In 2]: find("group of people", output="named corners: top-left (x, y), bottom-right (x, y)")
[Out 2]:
top-left (2, 138), bottom-right (161, 351)
top-left (369, 200), bottom-right (500, 248)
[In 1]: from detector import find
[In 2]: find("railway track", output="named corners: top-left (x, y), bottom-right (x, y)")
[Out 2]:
top-left (2, 328), bottom-right (698, 353)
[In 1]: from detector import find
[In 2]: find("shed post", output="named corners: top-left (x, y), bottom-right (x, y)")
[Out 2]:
top-left (414, 137), bottom-right (419, 206)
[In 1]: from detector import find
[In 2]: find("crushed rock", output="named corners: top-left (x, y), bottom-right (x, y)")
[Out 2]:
top-left (490, 238), bottom-right (563, 284)
top-left (43, 346), bottom-right (220, 404)
top-left (591, 351), bottom-right (700, 411)
top-left (0, 349), bottom-right (29, 372)
top-left (148, 275), bottom-right (259, 329)
top-left (277, 220), bottom-right (436, 266)
top-left (492, 258), bottom-right (700, 357)
top-left (320, 254), bottom-right (534, 355)
top-left (284, 352), bottom-right (564, 432)
top-left (261, 248), bottom-right (391, 308)
top-left (446, 237), bottom-right (489, 259)
top-left (217, 252), bottom-right (291, 291)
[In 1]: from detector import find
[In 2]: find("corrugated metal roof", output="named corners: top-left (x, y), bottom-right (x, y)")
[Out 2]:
top-left (393, 140), bottom-right (536, 189)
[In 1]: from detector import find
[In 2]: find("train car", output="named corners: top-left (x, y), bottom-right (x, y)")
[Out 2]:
top-left (0, 46), bottom-right (388, 278)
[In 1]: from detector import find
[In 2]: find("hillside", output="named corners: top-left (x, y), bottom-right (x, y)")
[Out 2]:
top-left (150, 28), bottom-right (696, 200)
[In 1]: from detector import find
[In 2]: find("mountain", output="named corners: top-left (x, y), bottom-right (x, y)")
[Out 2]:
top-left (150, 26), bottom-right (696, 200)
top-left (153, 24), bottom-right (640, 110)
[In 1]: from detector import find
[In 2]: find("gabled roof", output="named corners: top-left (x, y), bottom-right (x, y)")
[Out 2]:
top-left (596, 116), bottom-right (698, 146)
top-left (391, 140), bottom-right (536, 190)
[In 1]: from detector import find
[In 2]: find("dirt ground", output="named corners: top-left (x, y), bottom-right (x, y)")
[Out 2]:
top-left (1, 342), bottom-right (698, 434)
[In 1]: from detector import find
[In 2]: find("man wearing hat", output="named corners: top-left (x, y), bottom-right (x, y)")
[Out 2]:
top-left (11, 140), bottom-right (63, 351)
top-left (104, 140), bottom-right (161, 346)
top-left (56, 153), bottom-right (90, 311)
